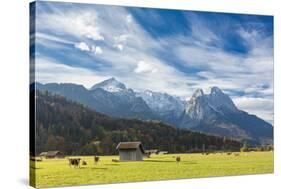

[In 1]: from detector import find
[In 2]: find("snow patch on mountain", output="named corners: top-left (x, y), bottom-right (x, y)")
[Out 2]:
top-left (185, 86), bottom-right (239, 120)
top-left (90, 77), bottom-right (126, 92)
top-left (136, 90), bottom-right (185, 118)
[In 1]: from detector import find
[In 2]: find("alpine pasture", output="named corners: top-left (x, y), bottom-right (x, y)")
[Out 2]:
top-left (31, 151), bottom-right (273, 188)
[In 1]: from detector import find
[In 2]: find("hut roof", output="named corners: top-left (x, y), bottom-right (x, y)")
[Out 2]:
top-left (145, 149), bottom-right (158, 154)
top-left (45, 151), bottom-right (62, 156)
top-left (39, 152), bottom-right (47, 156)
top-left (116, 142), bottom-right (145, 153)
top-left (47, 151), bottom-right (61, 156)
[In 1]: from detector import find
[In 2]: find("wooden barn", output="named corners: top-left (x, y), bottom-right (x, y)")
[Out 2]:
top-left (116, 142), bottom-right (145, 161)
top-left (39, 151), bottom-right (64, 159)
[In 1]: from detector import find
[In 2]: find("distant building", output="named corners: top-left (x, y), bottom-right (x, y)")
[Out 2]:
top-left (157, 151), bottom-right (168, 155)
top-left (145, 149), bottom-right (158, 157)
top-left (39, 152), bottom-right (48, 157)
top-left (39, 151), bottom-right (64, 159)
top-left (145, 149), bottom-right (158, 154)
top-left (116, 142), bottom-right (145, 161)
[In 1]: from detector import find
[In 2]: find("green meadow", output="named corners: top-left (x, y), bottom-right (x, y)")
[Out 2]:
top-left (31, 151), bottom-right (273, 188)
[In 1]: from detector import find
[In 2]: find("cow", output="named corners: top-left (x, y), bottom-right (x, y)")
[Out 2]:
top-left (68, 158), bottom-right (81, 168)
top-left (94, 156), bottom-right (100, 165)
top-left (176, 156), bottom-right (181, 163)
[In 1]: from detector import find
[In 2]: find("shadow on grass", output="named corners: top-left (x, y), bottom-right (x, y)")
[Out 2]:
top-left (74, 167), bottom-right (108, 170)
top-left (30, 166), bottom-right (43, 169)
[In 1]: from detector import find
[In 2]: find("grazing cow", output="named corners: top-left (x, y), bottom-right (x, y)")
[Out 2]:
top-left (94, 156), bottom-right (100, 165)
top-left (68, 158), bottom-right (81, 168)
top-left (82, 160), bottom-right (87, 165)
top-left (176, 156), bottom-right (181, 163)
top-left (227, 152), bottom-right (232, 155)
top-left (112, 159), bottom-right (119, 162)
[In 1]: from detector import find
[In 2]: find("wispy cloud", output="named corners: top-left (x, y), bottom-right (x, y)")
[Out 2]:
top-left (74, 42), bottom-right (90, 51)
top-left (35, 56), bottom-right (108, 88)
top-left (233, 97), bottom-right (273, 124)
top-left (34, 2), bottom-right (273, 123)
top-left (134, 60), bottom-right (158, 74)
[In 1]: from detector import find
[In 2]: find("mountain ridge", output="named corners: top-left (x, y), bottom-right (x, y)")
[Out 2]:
top-left (35, 78), bottom-right (273, 144)
top-left (34, 90), bottom-right (242, 155)
top-left (180, 87), bottom-right (272, 144)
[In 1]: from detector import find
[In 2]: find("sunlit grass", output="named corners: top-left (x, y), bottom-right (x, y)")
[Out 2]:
top-left (31, 151), bottom-right (273, 188)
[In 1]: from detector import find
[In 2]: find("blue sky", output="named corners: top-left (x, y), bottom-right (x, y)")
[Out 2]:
top-left (32, 1), bottom-right (273, 124)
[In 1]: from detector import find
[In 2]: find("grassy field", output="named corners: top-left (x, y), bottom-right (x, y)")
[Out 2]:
top-left (31, 151), bottom-right (273, 188)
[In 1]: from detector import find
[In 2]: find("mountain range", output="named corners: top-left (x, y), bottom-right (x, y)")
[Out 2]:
top-left (34, 90), bottom-right (242, 155)
top-left (35, 77), bottom-right (273, 144)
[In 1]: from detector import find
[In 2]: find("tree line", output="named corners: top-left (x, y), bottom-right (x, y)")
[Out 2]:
top-left (34, 90), bottom-right (242, 155)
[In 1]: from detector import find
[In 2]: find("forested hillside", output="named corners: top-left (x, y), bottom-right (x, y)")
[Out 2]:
top-left (35, 91), bottom-right (241, 155)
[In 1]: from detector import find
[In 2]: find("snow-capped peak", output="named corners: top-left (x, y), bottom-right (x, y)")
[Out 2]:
top-left (206, 87), bottom-right (238, 112)
top-left (192, 89), bottom-right (204, 98)
top-left (90, 77), bottom-right (126, 92)
top-left (210, 86), bottom-right (223, 94)
top-left (186, 86), bottom-right (238, 119)
top-left (136, 90), bottom-right (185, 118)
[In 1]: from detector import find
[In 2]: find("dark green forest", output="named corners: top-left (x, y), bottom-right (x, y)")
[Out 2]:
top-left (34, 90), bottom-right (242, 155)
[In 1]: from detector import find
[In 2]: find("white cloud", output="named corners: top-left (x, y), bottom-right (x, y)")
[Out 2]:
top-left (186, 13), bottom-right (221, 45)
top-left (134, 61), bottom-right (158, 74)
top-left (113, 34), bottom-right (130, 51)
top-left (35, 57), bottom-right (108, 88)
top-left (90, 45), bottom-right (103, 55)
top-left (172, 29), bottom-right (273, 99)
top-left (115, 34), bottom-right (129, 43)
top-left (37, 9), bottom-right (104, 41)
top-left (37, 32), bottom-right (74, 45)
top-left (74, 42), bottom-right (90, 51)
top-left (85, 32), bottom-right (104, 41)
top-left (74, 42), bottom-right (103, 55)
top-left (115, 44), bottom-right (124, 51)
top-left (35, 3), bottom-right (273, 107)
top-left (36, 32), bottom-right (74, 50)
top-left (126, 14), bottom-right (133, 23)
top-left (94, 46), bottom-right (103, 55)
top-left (234, 97), bottom-right (273, 123)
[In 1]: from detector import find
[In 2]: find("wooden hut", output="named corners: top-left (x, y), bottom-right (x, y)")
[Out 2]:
top-left (39, 152), bottom-right (47, 157)
top-left (116, 142), bottom-right (145, 161)
top-left (39, 151), bottom-right (64, 159)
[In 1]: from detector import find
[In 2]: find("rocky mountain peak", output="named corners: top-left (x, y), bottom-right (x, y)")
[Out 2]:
top-left (90, 77), bottom-right (126, 92)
